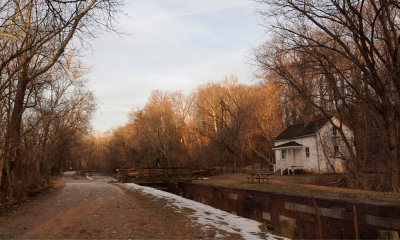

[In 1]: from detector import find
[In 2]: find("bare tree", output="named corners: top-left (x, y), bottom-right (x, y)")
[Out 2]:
top-left (0, 0), bottom-right (121, 199)
top-left (193, 76), bottom-right (282, 172)
top-left (255, 0), bottom-right (400, 191)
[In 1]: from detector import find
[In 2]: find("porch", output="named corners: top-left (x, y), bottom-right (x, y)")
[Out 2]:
top-left (272, 141), bottom-right (305, 175)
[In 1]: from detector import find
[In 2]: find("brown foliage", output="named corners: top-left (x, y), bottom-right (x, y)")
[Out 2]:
top-left (85, 76), bottom-right (284, 174)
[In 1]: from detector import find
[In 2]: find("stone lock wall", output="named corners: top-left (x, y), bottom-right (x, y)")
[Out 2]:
top-left (181, 183), bottom-right (400, 239)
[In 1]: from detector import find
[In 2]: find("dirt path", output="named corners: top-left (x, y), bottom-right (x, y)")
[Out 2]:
top-left (0, 173), bottom-right (239, 239)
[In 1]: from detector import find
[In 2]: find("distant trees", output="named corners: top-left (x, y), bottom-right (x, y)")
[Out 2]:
top-left (0, 0), bottom-right (121, 202)
top-left (132, 91), bottom-right (187, 168)
top-left (194, 76), bottom-right (283, 171)
top-left (255, 0), bottom-right (400, 191)
top-left (88, 76), bottom-right (284, 174)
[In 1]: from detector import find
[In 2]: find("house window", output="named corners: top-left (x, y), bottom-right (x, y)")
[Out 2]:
top-left (305, 147), bottom-right (310, 158)
top-left (334, 137), bottom-right (339, 145)
top-left (281, 150), bottom-right (286, 159)
top-left (334, 145), bottom-right (340, 157)
top-left (333, 127), bottom-right (337, 136)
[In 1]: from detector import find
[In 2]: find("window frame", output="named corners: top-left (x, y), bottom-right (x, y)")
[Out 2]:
top-left (305, 147), bottom-right (310, 158)
top-left (334, 145), bottom-right (340, 157)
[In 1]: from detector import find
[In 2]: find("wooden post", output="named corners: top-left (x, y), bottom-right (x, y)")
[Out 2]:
top-left (353, 205), bottom-right (359, 240)
top-left (291, 149), bottom-right (294, 175)
top-left (312, 196), bottom-right (323, 239)
top-left (263, 220), bottom-right (266, 232)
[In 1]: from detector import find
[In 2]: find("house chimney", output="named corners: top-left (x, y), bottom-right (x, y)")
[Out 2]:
top-left (303, 114), bottom-right (312, 127)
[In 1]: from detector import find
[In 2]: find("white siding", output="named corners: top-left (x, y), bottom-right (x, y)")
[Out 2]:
top-left (316, 117), bottom-right (353, 173)
top-left (274, 136), bottom-right (319, 172)
top-left (274, 117), bottom-right (354, 174)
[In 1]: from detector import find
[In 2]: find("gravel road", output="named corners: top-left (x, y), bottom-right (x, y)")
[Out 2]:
top-left (0, 173), bottom-right (241, 239)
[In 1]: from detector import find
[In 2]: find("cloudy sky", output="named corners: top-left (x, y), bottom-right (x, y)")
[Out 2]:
top-left (84, 0), bottom-right (268, 132)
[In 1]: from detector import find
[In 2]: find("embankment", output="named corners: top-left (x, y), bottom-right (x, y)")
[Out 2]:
top-left (171, 182), bottom-right (400, 239)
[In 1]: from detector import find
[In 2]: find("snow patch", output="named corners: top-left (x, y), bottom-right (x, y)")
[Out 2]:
top-left (63, 171), bottom-right (77, 176)
top-left (85, 173), bottom-right (94, 180)
top-left (198, 177), bottom-right (210, 180)
top-left (124, 183), bottom-right (286, 240)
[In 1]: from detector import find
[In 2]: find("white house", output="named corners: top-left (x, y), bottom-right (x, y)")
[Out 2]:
top-left (272, 117), bottom-right (353, 175)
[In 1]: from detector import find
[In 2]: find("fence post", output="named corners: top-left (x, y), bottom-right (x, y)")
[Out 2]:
top-left (353, 205), bottom-right (359, 240)
top-left (312, 196), bottom-right (323, 239)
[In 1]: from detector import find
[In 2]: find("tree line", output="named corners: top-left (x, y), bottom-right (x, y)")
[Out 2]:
top-left (82, 0), bottom-right (400, 192)
top-left (80, 77), bottom-right (284, 175)
top-left (1, 0), bottom-right (399, 204)
top-left (0, 0), bottom-right (120, 203)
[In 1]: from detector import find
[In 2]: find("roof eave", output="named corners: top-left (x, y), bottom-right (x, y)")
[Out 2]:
top-left (272, 146), bottom-right (304, 150)
top-left (274, 133), bottom-right (316, 142)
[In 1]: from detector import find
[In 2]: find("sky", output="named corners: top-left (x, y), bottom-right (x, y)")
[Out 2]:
top-left (84, 0), bottom-right (268, 132)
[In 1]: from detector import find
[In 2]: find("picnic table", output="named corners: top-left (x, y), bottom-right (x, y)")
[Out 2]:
top-left (247, 171), bottom-right (274, 183)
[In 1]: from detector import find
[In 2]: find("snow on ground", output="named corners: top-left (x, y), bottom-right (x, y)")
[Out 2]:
top-left (85, 173), bottom-right (94, 180)
top-left (124, 183), bottom-right (287, 240)
top-left (63, 171), bottom-right (77, 176)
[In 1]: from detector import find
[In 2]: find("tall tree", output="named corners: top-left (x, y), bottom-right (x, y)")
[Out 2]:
top-left (0, 0), bottom-right (120, 198)
top-left (256, 0), bottom-right (400, 191)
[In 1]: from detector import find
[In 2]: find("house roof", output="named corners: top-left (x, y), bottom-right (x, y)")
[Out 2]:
top-left (272, 141), bottom-right (303, 149)
top-left (275, 118), bottom-right (330, 141)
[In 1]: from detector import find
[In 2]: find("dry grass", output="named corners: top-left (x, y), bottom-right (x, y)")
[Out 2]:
top-left (195, 173), bottom-right (400, 204)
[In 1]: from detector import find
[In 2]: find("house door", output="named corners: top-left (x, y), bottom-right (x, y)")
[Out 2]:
top-left (292, 149), bottom-right (303, 166)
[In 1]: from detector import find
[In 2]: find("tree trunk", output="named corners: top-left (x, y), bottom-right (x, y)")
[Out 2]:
top-left (1, 70), bottom-right (29, 198)
top-left (386, 113), bottom-right (399, 192)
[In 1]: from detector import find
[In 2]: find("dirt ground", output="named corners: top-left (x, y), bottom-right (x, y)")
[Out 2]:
top-left (2, 172), bottom-right (397, 239)
top-left (195, 173), bottom-right (400, 204)
top-left (0, 172), bottom-right (240, 239)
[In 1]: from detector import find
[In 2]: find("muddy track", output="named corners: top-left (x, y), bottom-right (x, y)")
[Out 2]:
top-left (0, 173), bottom-right (239, 239)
